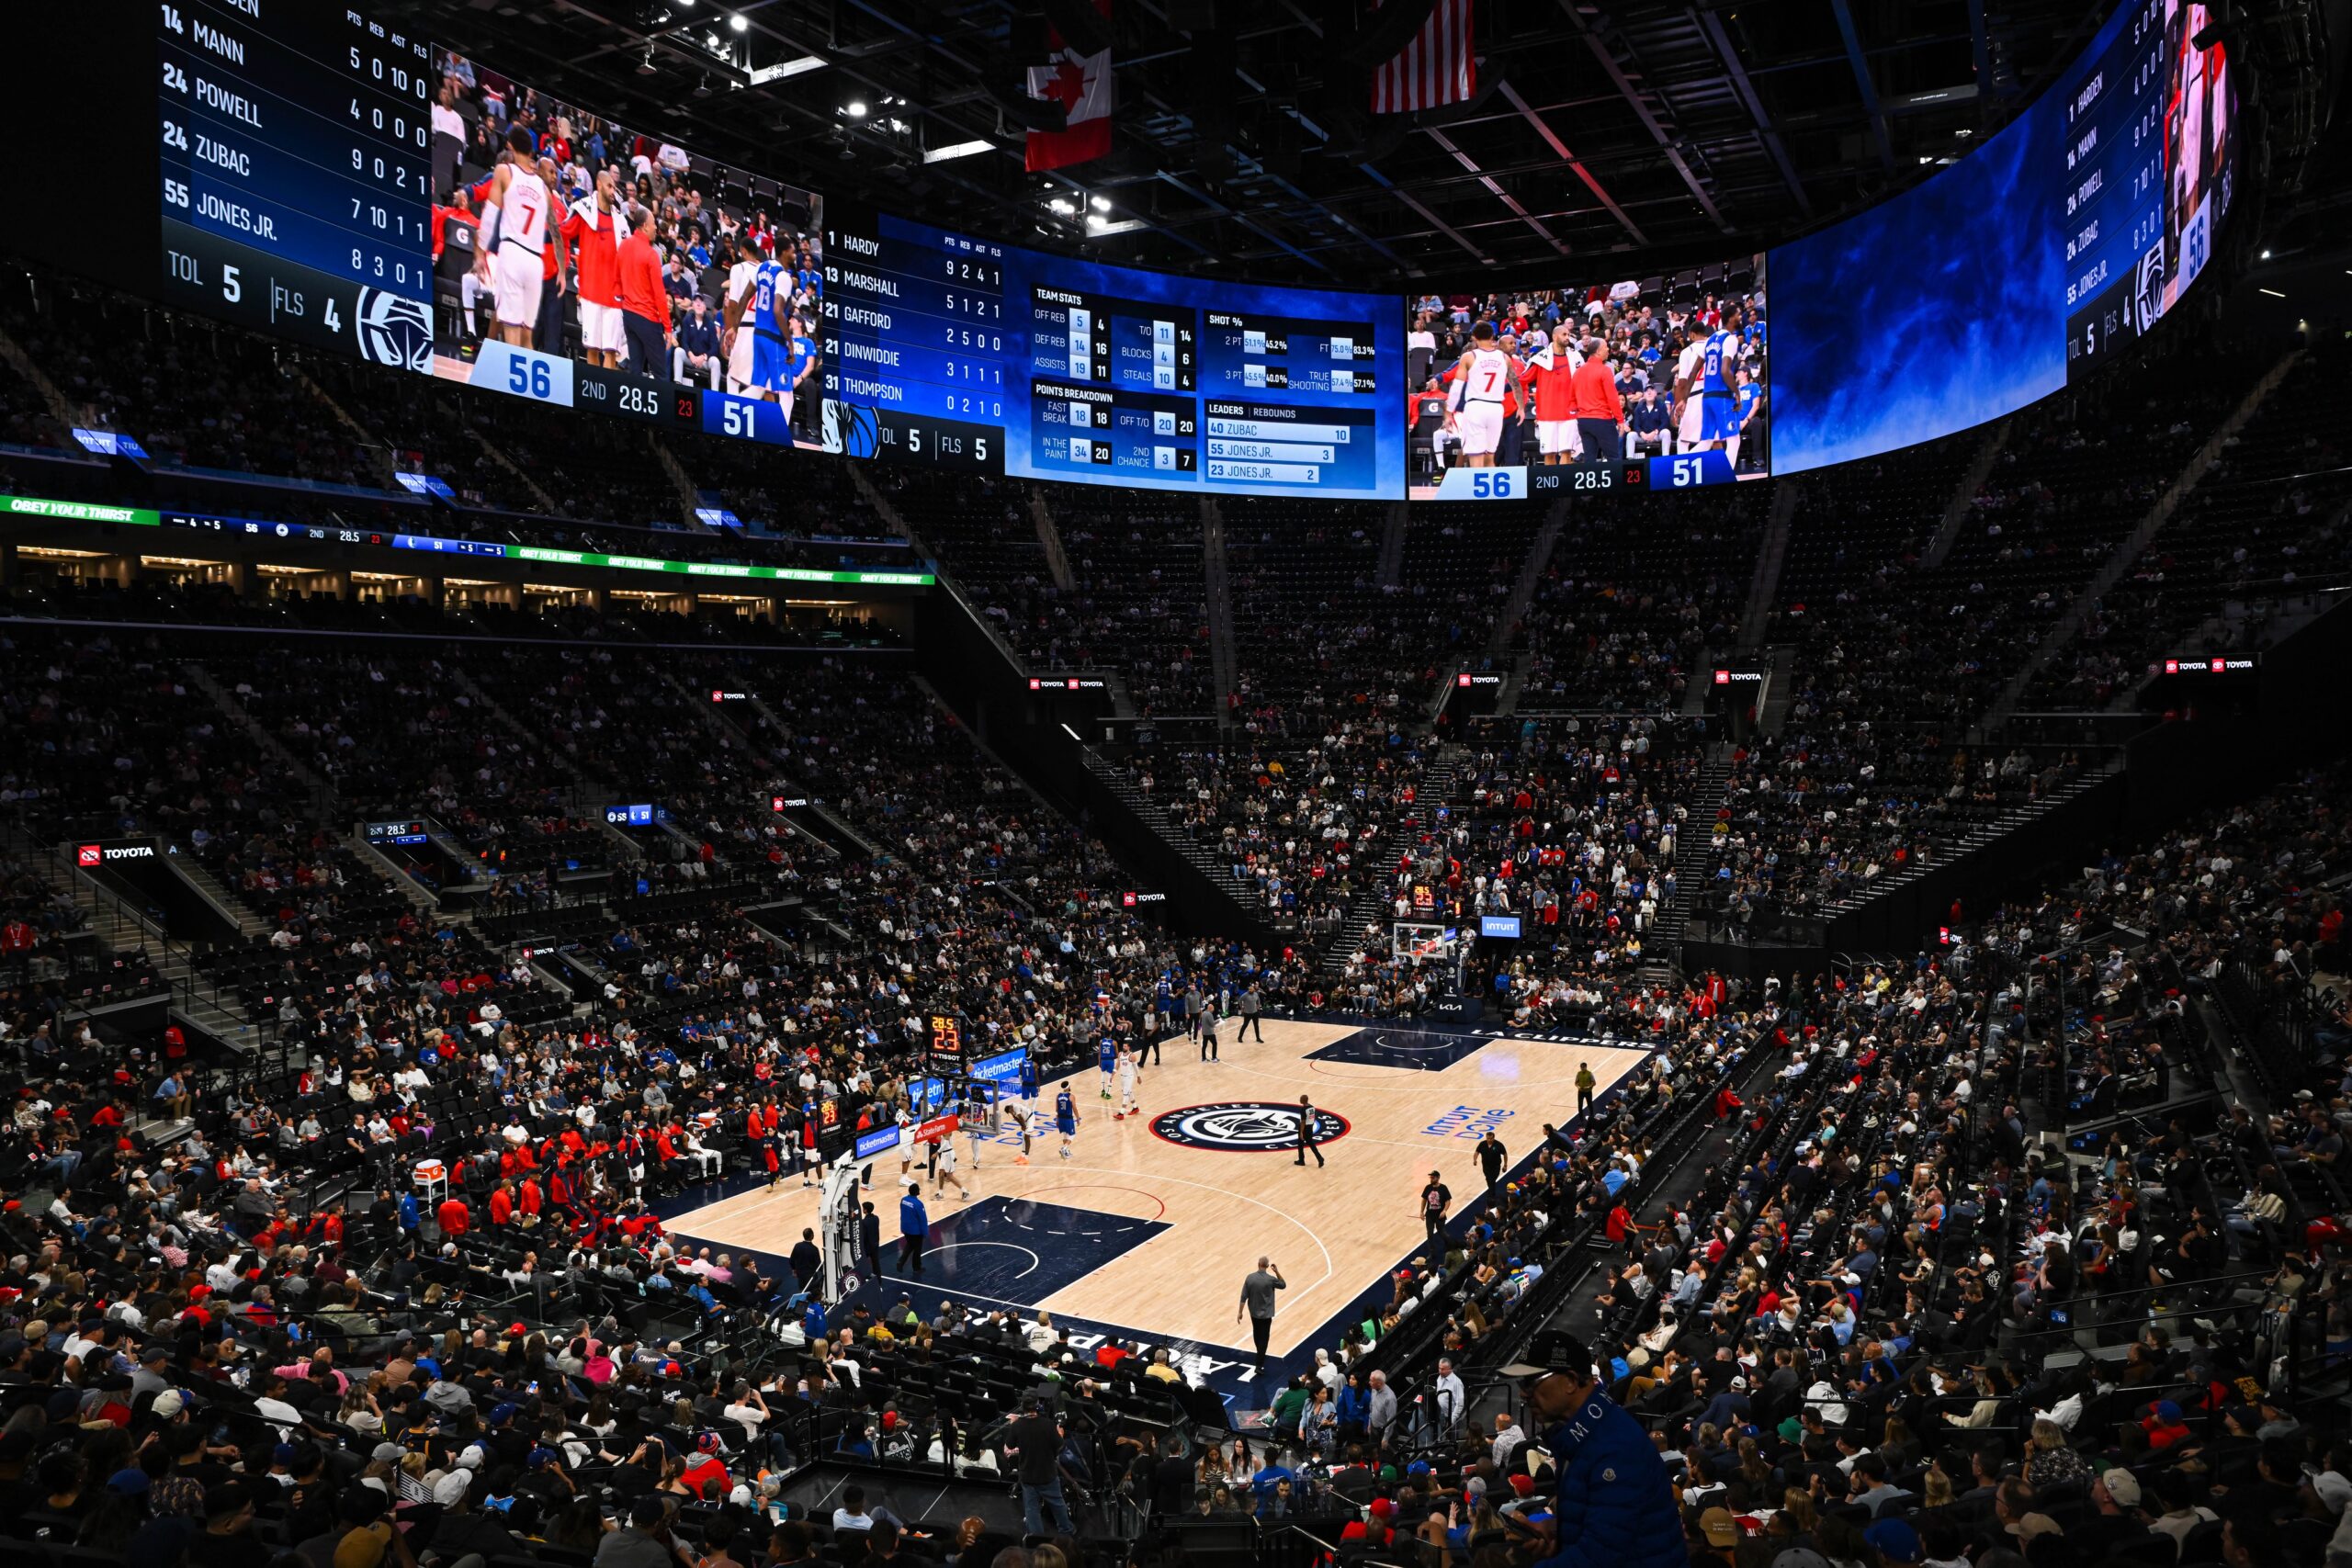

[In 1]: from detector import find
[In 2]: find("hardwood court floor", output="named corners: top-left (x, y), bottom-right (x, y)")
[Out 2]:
top-left (670, 1019), bottom-right (1651, 1359)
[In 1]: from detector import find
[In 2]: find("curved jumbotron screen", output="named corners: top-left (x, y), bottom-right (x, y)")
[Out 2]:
top-left (13, 0), bottom-right (2233, 502)
top-left (1770, 0), bottom-right (2237, 475)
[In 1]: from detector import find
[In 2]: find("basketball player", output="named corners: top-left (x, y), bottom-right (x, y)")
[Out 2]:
top-left (1016, 1100), bottom-right (1039, 1166)
top-left (1529, 324), bottom-right (1583, 467)
top-left (473, 127), bottom-right (555, 350)
top-left (748, 244), bottom-right (794, 405)
top-left (933, 1127), bottom-right (967, 1200)
top-left (896, 1104), bottom-right (918, 1184)
top-left (1115, 1042), bottom-right (1139, 1120)
top-left (722, 239), bottom-right (762, 395)
top-left (1098, 1033), bottom-right (1118, 1101)
top-left (1444, 321), bottom-right (1522, 468)
top-left (560, 166), bottom-right (628, 369)
top-left (1671, 326), bottom-right (1708, 453)
top-left (1055, 1081), bottom-right (1080, 1161)
top-left (1695, 308), bottom-right (1746, 455)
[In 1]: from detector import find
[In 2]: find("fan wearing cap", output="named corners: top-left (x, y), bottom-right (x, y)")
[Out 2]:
top-left (1515, 1330), bottom-right (1684, 1568)
top-left (2073, 1466), bottom-right (2155, 1559)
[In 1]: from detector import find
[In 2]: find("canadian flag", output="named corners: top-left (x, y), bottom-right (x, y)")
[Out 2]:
top-left (1025, 0), bottom-right (1114, 172)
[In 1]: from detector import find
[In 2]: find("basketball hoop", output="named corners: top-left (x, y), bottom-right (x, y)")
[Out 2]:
top-left (1390, 921), bottom-right (1458, 966)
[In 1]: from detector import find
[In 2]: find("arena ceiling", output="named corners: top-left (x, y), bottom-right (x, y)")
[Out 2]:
top-left (384, 0), bottom-right (2344, 288)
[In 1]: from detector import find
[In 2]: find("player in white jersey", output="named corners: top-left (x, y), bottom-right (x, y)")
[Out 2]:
top-left (722, 239), bottom-right (763, 395)
top-left (1444, 321), bottom-right (1521, 465)
top-left (1672, 330), bottom-right (1709, 449)
top-left (475, 127), bottom-right (553, 349)
top-left (1115, 1043), bottom-right (1140, 1118)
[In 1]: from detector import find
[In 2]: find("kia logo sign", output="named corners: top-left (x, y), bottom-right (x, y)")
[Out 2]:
top-left (77, 845), bottom-right (101, 867)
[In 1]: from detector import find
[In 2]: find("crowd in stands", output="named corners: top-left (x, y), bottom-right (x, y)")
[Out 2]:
top-left (1145, 720), bottom-right (1432, 946)
top-left (1515, 488), bottom-right (1767, 712)
top-left (2, 254), bottom-right (2350, 1568)
top-left (2034, 339), bottom-right (2352, 710)
top-left (1725, 350), bottom-right (2283, 918)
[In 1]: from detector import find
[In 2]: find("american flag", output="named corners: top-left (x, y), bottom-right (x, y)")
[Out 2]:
top-left (1372, 0), bottom-right (1476, 114)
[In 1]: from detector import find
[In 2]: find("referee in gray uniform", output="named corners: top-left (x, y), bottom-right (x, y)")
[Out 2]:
top-left (1237, 1257), bottom-right (1285, 1373)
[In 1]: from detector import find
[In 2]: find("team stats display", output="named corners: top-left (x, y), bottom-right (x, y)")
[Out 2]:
top-left (157, 0), bottom-right (438, 374)
top-left (2058, 0), bottom-right (2235, 376)
top-left (822, 199), bottom-right (1405, 498)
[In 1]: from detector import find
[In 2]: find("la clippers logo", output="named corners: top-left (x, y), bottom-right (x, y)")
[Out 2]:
top-left (1149, 1102), bottom-right (1348, 1153)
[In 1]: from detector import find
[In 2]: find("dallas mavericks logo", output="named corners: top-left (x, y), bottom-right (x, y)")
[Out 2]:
top-left (354, 288), bottom-right (435, 373)
top-left (1149, 1102), bottom-right (1348, 1153)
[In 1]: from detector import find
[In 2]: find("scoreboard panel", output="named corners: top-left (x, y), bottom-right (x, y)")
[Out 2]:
top-left (823, 200), bottom-right (1404, 499)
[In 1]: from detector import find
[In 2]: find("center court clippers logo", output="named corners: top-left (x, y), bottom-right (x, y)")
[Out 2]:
top-left (1149, 1102), bottom-right (1349, 1153)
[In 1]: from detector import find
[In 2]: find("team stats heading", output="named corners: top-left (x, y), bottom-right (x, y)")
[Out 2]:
top-left (820, 198), bottom-right (1407, 499)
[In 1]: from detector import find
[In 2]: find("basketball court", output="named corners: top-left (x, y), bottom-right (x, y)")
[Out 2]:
top-left (666, 1018), bottom-right (1651, 1393)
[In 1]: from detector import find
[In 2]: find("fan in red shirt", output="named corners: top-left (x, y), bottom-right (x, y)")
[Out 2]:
top-left (435, 1195), bottom-right (470, 1237)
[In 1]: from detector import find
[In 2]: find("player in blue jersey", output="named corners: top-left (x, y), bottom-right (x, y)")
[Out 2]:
top-left (1055, 1082), bottom-right (1080, 1160)
top-left (749, 252), bottom-right (792, 404)
top-left (1097, 1034), bottom-right (1118, 1101)
top-left (1697, 306), bottom-right (1747, 448)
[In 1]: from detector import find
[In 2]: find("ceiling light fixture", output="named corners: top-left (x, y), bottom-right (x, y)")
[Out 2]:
top-left (729, 12), bottom-right (749, 30)
top-left (748, 54), bottom-right (826, 85)
top-left (922, 139), bottom-right (993, 163)
top-left (845, 100), bottom-right (868, 117)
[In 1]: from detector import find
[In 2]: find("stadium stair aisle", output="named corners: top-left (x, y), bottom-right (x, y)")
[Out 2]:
top-left (1737, 479), bottom-right (1801, 651)
top-left (1641, 739), bottom-right (1732, 979)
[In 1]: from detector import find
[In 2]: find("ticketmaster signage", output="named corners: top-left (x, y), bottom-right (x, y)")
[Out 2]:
top-left (511, 545), bottom-right (932, 587)
top-left (3, 496), bottom-right (159, 525)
